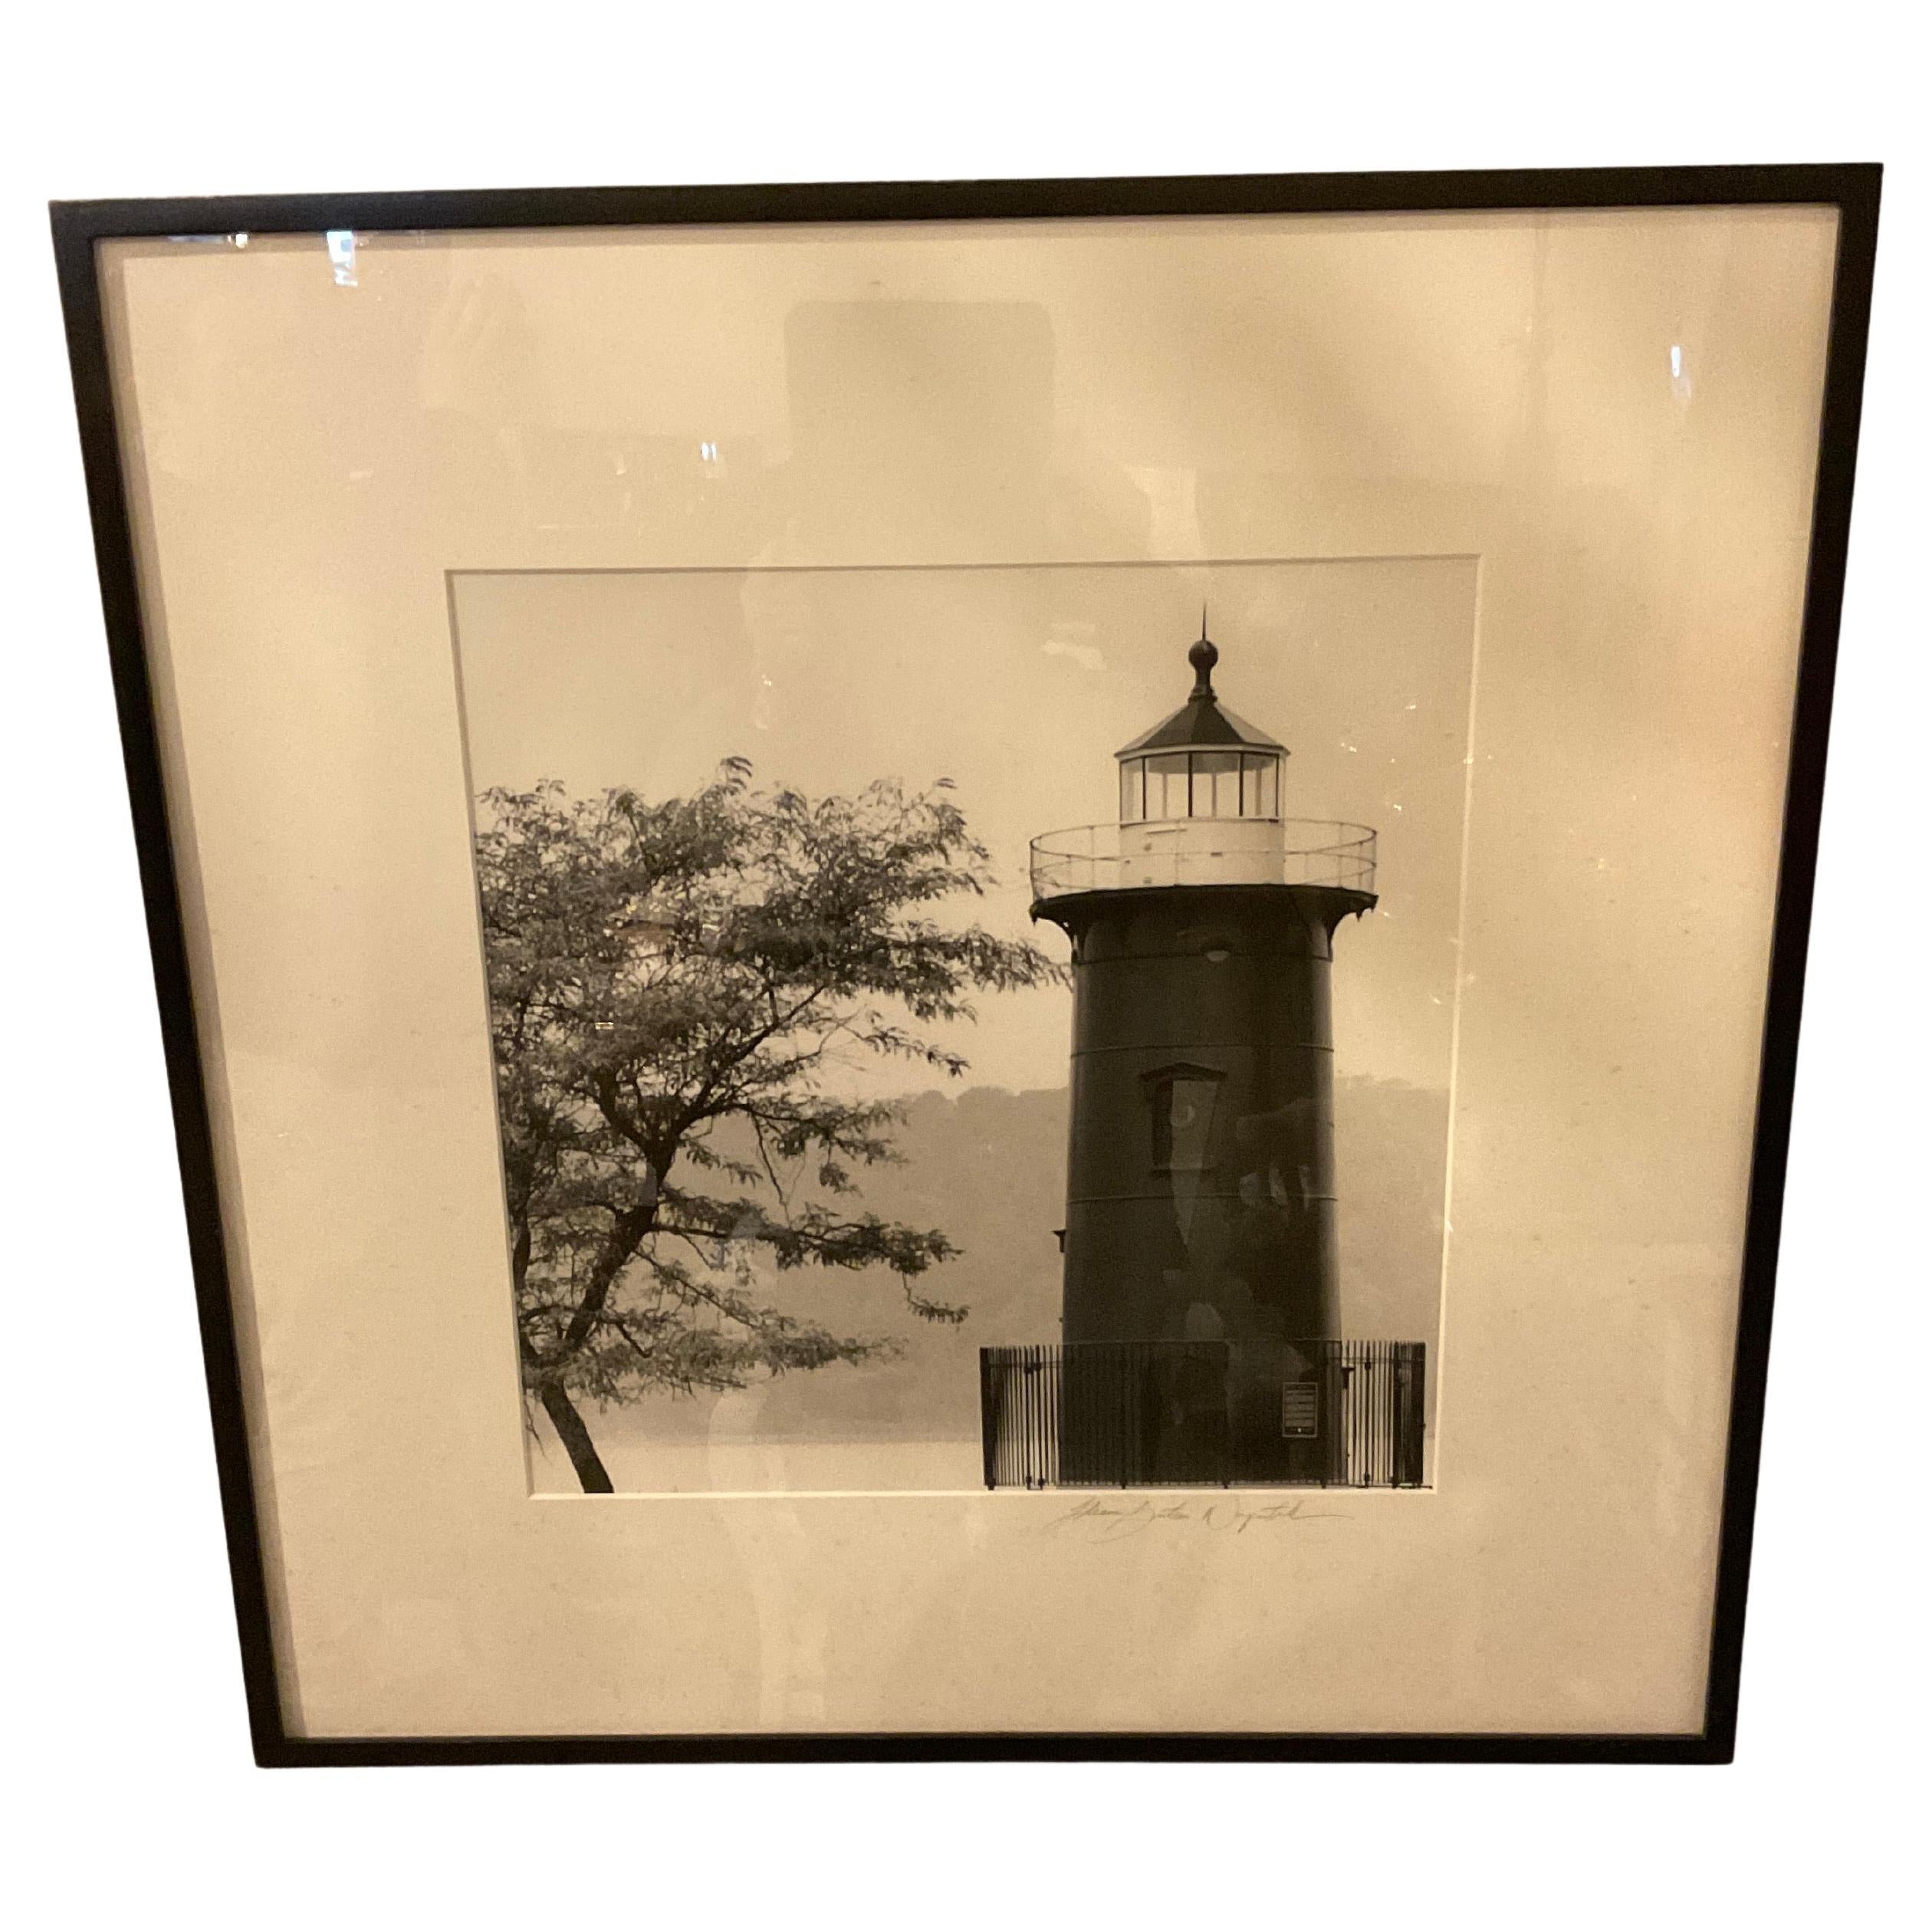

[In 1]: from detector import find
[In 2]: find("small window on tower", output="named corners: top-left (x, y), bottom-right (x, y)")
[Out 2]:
top-left (1146, 1064), bottom-right (1225, 1172)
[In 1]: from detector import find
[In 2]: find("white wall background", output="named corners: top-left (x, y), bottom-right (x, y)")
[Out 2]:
top-left (3, 3), bottom-right (1923, 1925)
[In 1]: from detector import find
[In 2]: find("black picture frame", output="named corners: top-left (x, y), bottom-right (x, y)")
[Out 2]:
top-left (51, 162), bottom-right (1881, 1767)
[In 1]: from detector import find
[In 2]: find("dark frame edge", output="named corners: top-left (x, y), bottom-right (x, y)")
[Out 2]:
top-left (252, 1728), bottom-right (1729, 1768)
top-left (48, 208), bottom-right (297, 1766)
top-left (49, 159), bottom-right (1882, 243)
top-left (1695, 162), bottom-right (1882, 1763)
top-left (48, 162), bottom-right (1882, 1769)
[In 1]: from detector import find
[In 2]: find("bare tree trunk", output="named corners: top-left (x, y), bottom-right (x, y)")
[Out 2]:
top-left (539, 1381), bottom-right (614, 1493)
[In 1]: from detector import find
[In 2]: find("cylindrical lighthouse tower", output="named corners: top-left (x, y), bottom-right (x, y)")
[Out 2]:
top-left (1030, 625), bottom-right (1377, 1354)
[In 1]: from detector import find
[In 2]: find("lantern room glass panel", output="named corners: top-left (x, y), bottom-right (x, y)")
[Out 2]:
top-left (1119, 758), bottom-right (1143, 823)
top-left (1147, 754), bottom-right (1189, 820)
top-left (1195, 751), bottom-right (1240, 817)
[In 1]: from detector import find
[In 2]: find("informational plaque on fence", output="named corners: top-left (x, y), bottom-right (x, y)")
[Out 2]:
top-left (54, 163), bottom-right (1875, 1763)
top-left (1282, 1384), bottom-right (1319, 1440)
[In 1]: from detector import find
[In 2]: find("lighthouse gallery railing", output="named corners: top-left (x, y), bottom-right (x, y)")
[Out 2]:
top-left (980, 1339), bottom-right (1426, 1490)
top-left (1029, 820), bottom-right (1377, 901)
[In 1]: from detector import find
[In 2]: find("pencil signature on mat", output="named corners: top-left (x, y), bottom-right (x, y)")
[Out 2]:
top-left (1040, 1494), bottom-right (1349, 1543)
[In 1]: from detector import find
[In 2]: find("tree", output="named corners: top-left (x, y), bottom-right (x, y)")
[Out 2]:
top-left (473, 762), bottom-right (1060, 1492)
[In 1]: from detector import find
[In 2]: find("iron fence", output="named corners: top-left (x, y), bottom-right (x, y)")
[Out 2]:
top-left (980, 1339), bottom-right (1426, 1490)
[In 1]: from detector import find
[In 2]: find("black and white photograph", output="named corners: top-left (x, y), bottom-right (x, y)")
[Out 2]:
top-left (454, 563), bottom-right (1475, 1493)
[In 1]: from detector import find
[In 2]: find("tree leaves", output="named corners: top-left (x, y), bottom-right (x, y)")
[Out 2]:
top-left (475, 766), bottom-right (1062, 1429)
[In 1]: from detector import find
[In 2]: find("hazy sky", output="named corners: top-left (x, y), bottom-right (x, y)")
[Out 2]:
top-left (452, 558), bottom-right (1477, 1094)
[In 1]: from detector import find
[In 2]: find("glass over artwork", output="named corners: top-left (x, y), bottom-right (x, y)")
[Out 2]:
top-left (77, 179), bottom-right (1855, 1749)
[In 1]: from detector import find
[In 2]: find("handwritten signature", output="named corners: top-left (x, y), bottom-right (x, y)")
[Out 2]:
top-left (1041, 1494), bottom-right (1349, 1543)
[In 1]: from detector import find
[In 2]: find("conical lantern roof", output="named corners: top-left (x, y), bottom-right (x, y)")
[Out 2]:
top-left (1116, 618), bottom-right (1286, 759)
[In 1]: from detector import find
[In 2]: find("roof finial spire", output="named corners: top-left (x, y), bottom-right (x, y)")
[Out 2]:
top-left (1188, 606), bottom-right (1218, 698)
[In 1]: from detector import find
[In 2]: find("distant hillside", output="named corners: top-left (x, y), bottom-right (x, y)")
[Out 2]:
top-left (583, 1079), bottom-right (1447, 1449)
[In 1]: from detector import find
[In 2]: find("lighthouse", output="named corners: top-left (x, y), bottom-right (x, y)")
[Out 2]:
top-left (1035, 619), bottom-right (1375, 1350)
top-left (979, 621), bottom-right (1423, 1489)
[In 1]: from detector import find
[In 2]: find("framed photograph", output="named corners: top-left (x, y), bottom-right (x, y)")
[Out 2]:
top-left (54, 163), bottom-right (1878, 1763)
